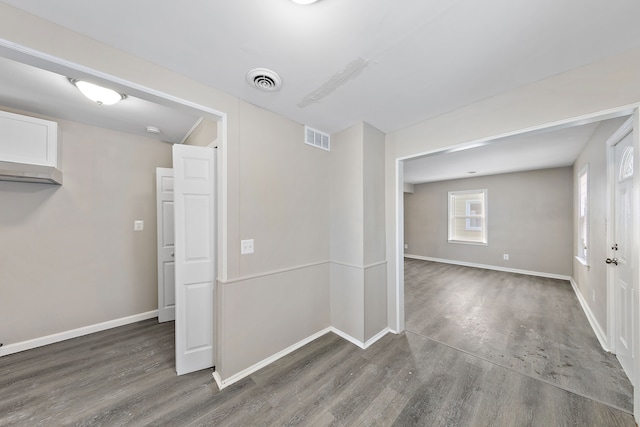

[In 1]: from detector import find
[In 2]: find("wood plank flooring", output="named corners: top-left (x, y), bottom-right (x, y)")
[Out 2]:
top-left (405, 259), bottom-right (633, 413)
top-left (0, 260), bottom-right (635, 426)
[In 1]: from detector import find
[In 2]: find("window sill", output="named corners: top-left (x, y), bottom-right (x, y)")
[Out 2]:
top-left (575, 256), bottom-right (589, 268)
top-left (448, 240), bottom-right (488, 246)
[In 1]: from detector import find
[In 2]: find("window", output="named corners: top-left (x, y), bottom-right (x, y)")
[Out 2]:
top-left (577, 165), bottom-right (589, 263)
top-left (448, 189), bottom-right (487, 244)
top-left (619, 146), bottom-right (633, 181)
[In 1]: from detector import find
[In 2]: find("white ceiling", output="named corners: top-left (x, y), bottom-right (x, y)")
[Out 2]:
top-left (1, 0), bottom-right (639, 179)
top-left (403, 121), bottom-right (602, 184)
top-left (3, 0), bottom-right (639, 135)
top-left (0, 55), bottom-right (201, 144)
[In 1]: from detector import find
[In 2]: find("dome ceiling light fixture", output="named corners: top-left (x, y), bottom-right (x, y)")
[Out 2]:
top-left (69, 78), bottom-right (126, 105)
top-left (246, 68), bottom-right (282, 92)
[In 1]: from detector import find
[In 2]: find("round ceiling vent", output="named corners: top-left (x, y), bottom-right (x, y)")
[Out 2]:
top-left (246, 68), bottom-right (282, 92)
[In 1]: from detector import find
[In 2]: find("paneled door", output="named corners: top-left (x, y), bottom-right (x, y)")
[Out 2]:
top-left (156, 168), bottom-right (175, 323)
top-left (173, 145), bottom-right (216, 375)
top-left (612, 131), bottom-right (634, 384)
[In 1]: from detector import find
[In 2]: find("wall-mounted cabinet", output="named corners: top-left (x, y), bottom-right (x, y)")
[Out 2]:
top-left (0, 110), bottom-right (62, 184)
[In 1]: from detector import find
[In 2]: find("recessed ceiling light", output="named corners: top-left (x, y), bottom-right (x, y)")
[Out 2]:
top-left (69, 78), bottom-right (126, 105)
top-left (291, 0), bottom-right (319, 4)
top-left (146, 126), bottom-right (161, 134)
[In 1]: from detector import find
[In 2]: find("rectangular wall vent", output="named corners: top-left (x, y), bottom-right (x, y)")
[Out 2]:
top-left (304, 126), bottom-right (330, 151)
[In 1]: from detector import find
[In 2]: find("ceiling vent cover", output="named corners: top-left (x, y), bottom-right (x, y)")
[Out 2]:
top-left (246, 68), bottom-right (282, 91)
top-left (304, 126), bottom-right (330, 151)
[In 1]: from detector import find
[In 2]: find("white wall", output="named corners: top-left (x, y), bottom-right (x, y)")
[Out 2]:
top-left (0, 107), bottom-right (172, 345)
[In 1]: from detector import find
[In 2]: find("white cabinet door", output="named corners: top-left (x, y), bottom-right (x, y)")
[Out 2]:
top-left (156, 168), bottom-right (175, 323)
top-left (173, 145), bottom-right (216, 375)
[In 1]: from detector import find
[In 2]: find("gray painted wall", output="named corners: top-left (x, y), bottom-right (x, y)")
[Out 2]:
top-left (404, 167), bottom-right (573, 276)
top-left (0, 107), bottom-right (172, 345)
top-left (573, 116), bottom-right (628, 337)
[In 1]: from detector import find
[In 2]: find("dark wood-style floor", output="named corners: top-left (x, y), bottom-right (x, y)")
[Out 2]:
top-left (1, 260), bottom-right (635, 426)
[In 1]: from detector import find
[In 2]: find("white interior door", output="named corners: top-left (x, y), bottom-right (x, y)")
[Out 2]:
top-left (173, 145), bottom-right (216, 375)
top-left (613, 131), bottom-right (635, 384)
top-left (156, 168), bottom-right (175, 323)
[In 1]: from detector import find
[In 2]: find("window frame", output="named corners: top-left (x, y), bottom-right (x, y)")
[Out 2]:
top-left (577, 164), bottom-right (589, 266)
top-left (448, 189), bottom-right (488, 245)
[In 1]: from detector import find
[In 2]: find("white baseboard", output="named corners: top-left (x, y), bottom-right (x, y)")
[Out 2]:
top-left (330, 327), bottom-right (365, 348)
top-left (0, 310), bottom-right (159, 357)
top-left (405, 254), bottom-right (571, 281)
top-left (216, 327), bottom-right (332, 390)
top-left (570, 278), bottom-right (610, 352)
top-left (364, 327), bottom-right (391, 348)
top-left (212, 371), bottom-right (223, 390)
top-left (329, 326), bottom-right (391, 349)
top-left (215, 326), bottom-right (392, 390)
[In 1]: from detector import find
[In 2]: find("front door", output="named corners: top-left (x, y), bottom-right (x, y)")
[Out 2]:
top-left (173, 145), bottom-right (216, 375)
top-left (613, 130), bottom-right (634, 384)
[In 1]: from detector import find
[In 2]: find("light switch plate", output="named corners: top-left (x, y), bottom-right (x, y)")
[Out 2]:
top-left (241, 239), bottom-right (254, 254)
top-left (134, 220), bottom-right (144, 231)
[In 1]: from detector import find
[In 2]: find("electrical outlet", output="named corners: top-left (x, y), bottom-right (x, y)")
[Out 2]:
top-left (134, 220), bottom-right (144, 231)
top-left (404, 244), bottom-right (409, 249)
top-left (503, 254), bottom-right (509, 260)
top-left (241, 239), bottom-right (254, 254)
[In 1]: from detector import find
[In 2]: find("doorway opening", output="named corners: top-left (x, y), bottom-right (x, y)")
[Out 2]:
top-left (394, 107), bottom-right (639, 415)
top-left (0, 40), bottom-right (228, 377)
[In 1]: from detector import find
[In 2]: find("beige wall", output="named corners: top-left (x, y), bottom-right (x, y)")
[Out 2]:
top-left (0, 6), bottom-right (332, 383)
top-left (362, 124), bottom-right (387, 341)
top-left (330, 124), bottom-right (365, 340)
top-left (404, 168), bottom-right (573, 276)
top-left (330, 122), bottom-right (387, 343)
top-left (217, 100), bottom-right (331, 379)
top-left (236, 101), bottom-right (330, 276)
top-left (573, 117), bottom-right (628, 338)
top-left (363, 123), bottom-right (387, 267)
top-left (183, 118), bottom-right (219, 147)
top-left (330, 124), bottom-right (364, 266)
top-left (0, 107), bottom-right (172, 344)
